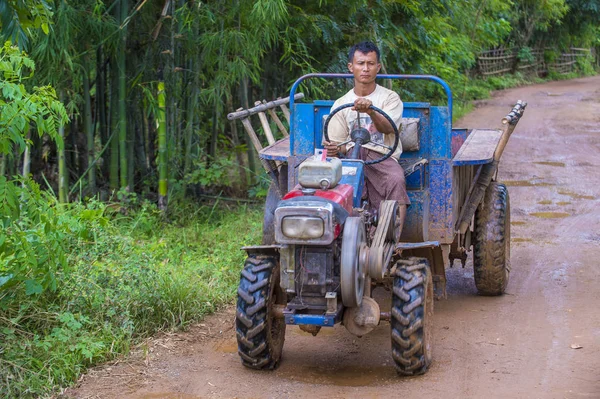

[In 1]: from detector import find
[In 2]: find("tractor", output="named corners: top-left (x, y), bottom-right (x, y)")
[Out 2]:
top-left (229, 74), bottom-right (526, 375)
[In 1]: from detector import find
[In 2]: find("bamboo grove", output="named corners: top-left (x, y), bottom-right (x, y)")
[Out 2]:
top-left (1, 0), bottom-right (599, 209)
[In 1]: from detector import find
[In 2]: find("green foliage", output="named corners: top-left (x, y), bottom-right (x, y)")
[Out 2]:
top-left (0, 178), bottom-right (108, 297)
top-left (0, 194), bottom-right (263, 397)
top-left (0, 0), bottom-right (53, 49)
top-left (517, 47), bottom-right (536, 63)
top-left (185, 157), bottom-right (235, 187)
top-left (0, 42), bottom-right (67, 155)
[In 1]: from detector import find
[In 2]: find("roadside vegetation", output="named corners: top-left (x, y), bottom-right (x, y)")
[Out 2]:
top-left (1, 0), bottom-right (599, 397)
top-left (1, 183), bottom-right (263, 396)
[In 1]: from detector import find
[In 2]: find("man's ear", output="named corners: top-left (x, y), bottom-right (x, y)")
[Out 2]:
top-left (347, 62), bottom-right (353, 72)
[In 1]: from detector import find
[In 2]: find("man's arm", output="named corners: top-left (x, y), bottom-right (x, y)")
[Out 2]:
top-left (323, 108), bottom-right (349, 157)
top-left (354, 93), bottom-right (402, 135)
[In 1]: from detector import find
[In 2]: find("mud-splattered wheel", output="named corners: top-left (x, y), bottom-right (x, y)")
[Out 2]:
top-left (473, 181), bottom-right (510, 295)
top-left (391, 257), bottom-right (433, 376)
top-left (236, 256), bottom-right (286, 369)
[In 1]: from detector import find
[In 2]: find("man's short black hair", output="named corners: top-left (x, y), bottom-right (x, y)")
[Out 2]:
top-left (348, 41), bottom-right (380, 62)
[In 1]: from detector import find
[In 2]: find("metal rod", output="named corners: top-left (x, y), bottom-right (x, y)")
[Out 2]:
top-left (272, 305), bottom-right (285, 319)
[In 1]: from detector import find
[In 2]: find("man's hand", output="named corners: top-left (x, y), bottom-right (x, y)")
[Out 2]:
top-left (352, 98), bottom-right (373, 114)
top-left (323, 140), bottom-right (341, 157)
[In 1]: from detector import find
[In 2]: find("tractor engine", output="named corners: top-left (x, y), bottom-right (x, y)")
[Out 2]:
top-left (274, 156), bottom-right (355, 323)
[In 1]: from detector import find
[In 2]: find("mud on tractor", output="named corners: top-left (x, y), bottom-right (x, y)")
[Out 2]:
top-left (228, 74), bottom-right (526, 375)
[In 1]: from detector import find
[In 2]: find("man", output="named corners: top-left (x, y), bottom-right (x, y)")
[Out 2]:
top-left (324, 41), bottom-right (409, 237)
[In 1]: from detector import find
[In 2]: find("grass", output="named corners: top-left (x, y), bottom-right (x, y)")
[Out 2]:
top-left (0, 196), bottom-right (263, 398)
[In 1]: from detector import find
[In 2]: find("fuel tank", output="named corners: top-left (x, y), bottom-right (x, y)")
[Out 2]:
top-left (283, 184), bottom-right (354, 215)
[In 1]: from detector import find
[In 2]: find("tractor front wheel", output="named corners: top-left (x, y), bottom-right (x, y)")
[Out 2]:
top-left (473, 182), bottom-right (510, 295)
top-left (236, 256), bottom-right (286, 369)
top-left (391, 257), bottom-right (433, 376)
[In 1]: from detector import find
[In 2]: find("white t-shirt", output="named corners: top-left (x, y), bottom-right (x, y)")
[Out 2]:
top-left (327, 84), bottom-right (403, 159)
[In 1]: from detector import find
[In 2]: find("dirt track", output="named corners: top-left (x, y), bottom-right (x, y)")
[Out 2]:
top-left (66, 76), bottom-right (600, 399)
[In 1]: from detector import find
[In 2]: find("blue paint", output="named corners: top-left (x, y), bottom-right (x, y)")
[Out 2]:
top-left (284, 313), bottom-right (337, 327)
top-left (427, 160), bottom-right (454, 243)
top-left (339, 159), bottom-right (365, 208)
top-left (293, 103), bottom-right (315, 156)
top-left (452, 157), bottom-right (495, 166)
top-left (276, 73), bottom-right (503, 275)
top-left (429, 106), bottom-right (452, 159)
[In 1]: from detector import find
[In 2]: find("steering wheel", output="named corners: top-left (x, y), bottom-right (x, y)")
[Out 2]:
top-left (322, 103), bottom-right (400, 165)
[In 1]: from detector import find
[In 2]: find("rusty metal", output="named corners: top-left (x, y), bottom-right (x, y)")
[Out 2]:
top-left (342, 297), bottom-right (380, 336)
top-left (501, 100), bottom-right (527, 126)
top-left (272, 304), bottom-right (285, 319)
top-left (380, 312), bottom-right (391, 321)
top-left (299, 325), bottom-right (321, 336)
top-left (368, 201), bottom-right (398, 280)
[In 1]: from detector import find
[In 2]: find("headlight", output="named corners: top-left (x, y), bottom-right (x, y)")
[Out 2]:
top-left (282, 216), bottom-right (324, 239)
top-left (274, 201), bottom-right (335, 245)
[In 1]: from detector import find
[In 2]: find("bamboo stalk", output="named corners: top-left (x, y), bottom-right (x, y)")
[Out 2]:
top-left (109, 62), bottom-right (119, 189)
top-left (118, 0), bottom-right (129, 190)
top-left (279, 103), bottom-right (290, 124)
top-left (22, 129), bottom-right (31, 179)
top-left (227, 94), bottom-right (303, 121)
top-left (157, 81), bottom-right (168, 211)
top-left (83, 59), bottom-right (96, 194)
top-left (264, 101), bottom-right (288, 137)
top-left (58, 90), bottom-right (68, 203)
top-left (255, 100), bottom-right (275, 145)
top-left (240, 116), bottom-right (263, 154)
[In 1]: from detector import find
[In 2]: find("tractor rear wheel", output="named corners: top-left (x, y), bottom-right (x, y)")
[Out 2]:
top-left (473, 182), bottom-right (510, 295)
top-left (391, 257), bottom-right (433, 376)
top-left (236, 256), bottom-right (286, 369)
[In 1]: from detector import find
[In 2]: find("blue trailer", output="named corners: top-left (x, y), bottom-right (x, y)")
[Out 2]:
top-left (230, 74), bottom-right (526, 375)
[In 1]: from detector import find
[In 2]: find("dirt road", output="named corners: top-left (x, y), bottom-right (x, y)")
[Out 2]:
top-left (66, 76), bottom-right (600, 399)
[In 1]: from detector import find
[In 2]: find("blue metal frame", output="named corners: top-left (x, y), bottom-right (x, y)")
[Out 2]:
top-left (289, 73), bottom-right (453, 154)
top-left (284, 313), bottom-right (337, 327)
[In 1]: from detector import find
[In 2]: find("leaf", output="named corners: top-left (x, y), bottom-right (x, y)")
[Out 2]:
top-left (42, 22), bottom-right (50, 35)
top-left (25, 279), bottom-right (43, 295)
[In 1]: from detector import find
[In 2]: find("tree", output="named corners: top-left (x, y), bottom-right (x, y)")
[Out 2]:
top-left (0, 42), bottom-right (67, 168)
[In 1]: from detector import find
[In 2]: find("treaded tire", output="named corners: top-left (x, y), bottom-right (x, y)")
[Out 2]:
top-left (236, 256), bottom-right (286, 369)
top-left (391, 257), bottom-right (433, 376)
top-left (473, 182), bottom-right (510, 296)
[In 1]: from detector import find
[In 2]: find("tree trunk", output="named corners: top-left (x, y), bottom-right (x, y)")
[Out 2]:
top-left (96, 46), bottom-right (108, 181)
top-left (118, 0), bottom-right (129, 190)
top-left (83, 58), bottom-right (96, 194)
top-left (22, 129), bottom-right (32, 179)
top-left (183, 66), bottom-right (198, 192)
top-left (134, 104), bottom-right (148, 177)
top-left (229, 106), bottom-right (247, 193)
top-left (58, 91), bottom-right (68, 203)
top-left (241, 77), bottom-right (257, 184)
top-left (109, 62), bottom-right (120, 190)
top-left (157, 81), bottom-right (168, 211)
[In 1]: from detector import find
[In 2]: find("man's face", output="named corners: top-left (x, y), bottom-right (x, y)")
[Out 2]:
top-left (348, 50), bottom-right (381, 85)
